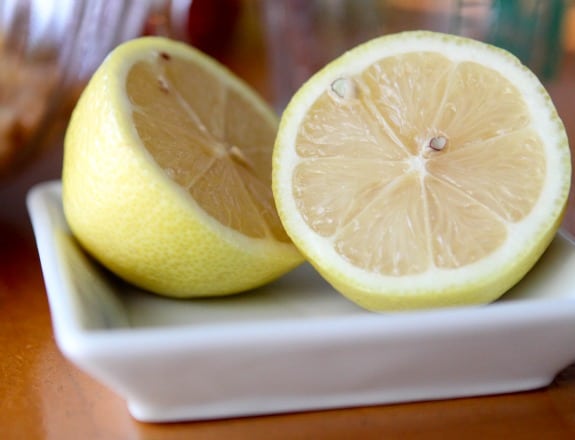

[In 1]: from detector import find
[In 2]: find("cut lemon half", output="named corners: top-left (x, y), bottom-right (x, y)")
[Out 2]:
top-left (272, 31), bottom-right (571, 311)
top-left (62, 37), bottom-right (303, 298)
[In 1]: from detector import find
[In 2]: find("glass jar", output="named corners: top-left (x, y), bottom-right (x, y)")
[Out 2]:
top-left (0, 0), bottom-right (192, 180)
top-left (260, 0), bottom-right (570, 111)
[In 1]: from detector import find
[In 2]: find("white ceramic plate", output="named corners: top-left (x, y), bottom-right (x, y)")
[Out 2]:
top-left (28, 180), bottom-right (575, 423)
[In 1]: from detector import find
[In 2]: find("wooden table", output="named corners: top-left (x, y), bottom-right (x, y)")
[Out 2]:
top-left (2, 8), bottom-right (575, 438)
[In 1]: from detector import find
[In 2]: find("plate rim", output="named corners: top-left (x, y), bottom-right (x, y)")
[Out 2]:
top-left (27, 180), bottom-right (575, 350)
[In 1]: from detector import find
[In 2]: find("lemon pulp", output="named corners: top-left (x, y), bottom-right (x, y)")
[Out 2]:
top-left (294, 52), bottom-right (545, 275)
top-left (126, 51), bottom-right (289, 242)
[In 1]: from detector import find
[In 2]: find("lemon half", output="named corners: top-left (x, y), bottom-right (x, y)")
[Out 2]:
top-left (63, 37), bottom-right (303, 298)
top-left (272, 31), bottom-right (571, 311)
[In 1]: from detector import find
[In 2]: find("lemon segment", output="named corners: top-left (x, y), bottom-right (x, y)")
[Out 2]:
top-left (63, 37), bottom-right (303, 298)
top-left (273, 31), bottom-right (570, 311)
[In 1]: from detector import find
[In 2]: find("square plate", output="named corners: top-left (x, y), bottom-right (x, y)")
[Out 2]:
top-left (28, 180), bottom-right (575, 422)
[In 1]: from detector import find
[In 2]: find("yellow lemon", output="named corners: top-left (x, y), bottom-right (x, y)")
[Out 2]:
top-left (62, 37), bottom-right (303, 298)
top-left (272, 31), bottom-right (571, 311)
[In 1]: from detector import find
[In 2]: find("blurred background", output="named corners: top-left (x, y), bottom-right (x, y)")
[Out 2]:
top-left (1, 0), bottom-right (574, 234)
